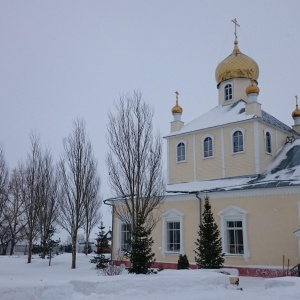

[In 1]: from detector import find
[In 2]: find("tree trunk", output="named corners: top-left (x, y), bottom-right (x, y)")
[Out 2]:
top-left (85, 237), bottom-right (88, 256)
top-left (27, 237), bottom-right (32, 263)
top-left (71, 234), bottom-right (77, 269)
top-left (10, 236), bottom-right (15, 255)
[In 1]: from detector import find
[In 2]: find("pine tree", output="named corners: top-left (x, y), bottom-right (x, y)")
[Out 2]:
top-left (194, 196), bottom-right (224, 269)
top-left (90, 222), bottom-right (110, 269)
top-left (127, 218), bottom-right (155, 274)
top-left (177, 254), bottom-right (190, 270)
top-left (39, 226), bottom-right (60, 266)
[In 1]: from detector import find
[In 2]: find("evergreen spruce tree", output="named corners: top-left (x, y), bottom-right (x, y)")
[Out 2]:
top-left (90, 222), bottom-right (110, 269)
top-left (39, 226), bottom-right (60, 266)
top-left (177, 254), bottom-right (190, 270)
top-left (194, 196), bottom-right (224, 269)
top-left (127, 218), bottom-right (155, 274)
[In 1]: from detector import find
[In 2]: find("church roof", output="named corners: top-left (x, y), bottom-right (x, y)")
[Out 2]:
top-left (166, 139), bottom-right (300, 194)
top-left (165, 100), bottom-right (296, 138)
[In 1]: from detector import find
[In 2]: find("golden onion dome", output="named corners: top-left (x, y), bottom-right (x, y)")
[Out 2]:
top-left (172, 100), bottom-right (183, 114)
top-left (215, 40), bottom-right (259, 86)
top-left (172, 91), bottom-right (183, 115)
top-left (246, 80), bottom-right (260, 95)
top-left (292, 102), bottom-right (300, 118)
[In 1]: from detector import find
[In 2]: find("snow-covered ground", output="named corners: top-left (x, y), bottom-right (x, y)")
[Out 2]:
top-left (1, 253), bottom-right (300, 300)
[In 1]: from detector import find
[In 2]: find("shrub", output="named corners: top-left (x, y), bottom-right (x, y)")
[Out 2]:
top-left (177, 254), bottom-right (190, 270)
top-left (100, 263), bottom-right (124, 276)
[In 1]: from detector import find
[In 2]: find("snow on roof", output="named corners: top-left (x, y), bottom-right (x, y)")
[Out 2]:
top-left (166, 139), bottom-right (300, 194)
top-left (261, 138), bottom-right (300, 181)
top-left (166, 176), bottom-right (255, 194)
top-left (165, 100), bottom-right (295, 138)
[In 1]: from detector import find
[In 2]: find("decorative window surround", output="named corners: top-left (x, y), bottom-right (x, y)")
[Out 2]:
top-left (231, 128), bottom-right (245, 154)
top-left (253, 120), bottom-right (261, 175)
top-left (224, 83), bottom-right (233, 101)
top-left (263, 129), bottom-right (272, 154)
top-left (161, 209), bottom-right (184, 256)
top-left (202, 135), bottom-right (214, 158)
top-left (117, 219), bottom-right (131, 255)
top-left (218, 206), bottom-right (250, 261)
top-left (176, 141), bottom-right (187, 163)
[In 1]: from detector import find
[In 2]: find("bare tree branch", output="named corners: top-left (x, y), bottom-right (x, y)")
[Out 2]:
top-left (106, 91), bottom-right (165, 232)
top-left (22, 133), bottom-right (44, 263)
top-left (0, 147), bottom-right (9, 254)
top-left (37, 149), bottom-right (60, 259)
top-left (59, 118), bottom-right (101, 268)
top-left (82, 158), bottom-right (102, 255)
top-left (7, 167), bottom-right (27, 255)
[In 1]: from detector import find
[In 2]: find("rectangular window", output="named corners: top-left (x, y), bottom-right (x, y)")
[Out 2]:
top-left (121, 224), bottom-right (131, 252)
top-left (167, 222), bottom-right (180, 252)
top-left (226, 221), bottom-right (244, 254)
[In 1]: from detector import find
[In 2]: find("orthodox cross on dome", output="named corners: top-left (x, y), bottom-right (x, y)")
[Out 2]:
top-left (231, 18), bottom-right (240, 41)
top-left (175, 91), bottom-right (179, 102)
top-left (296, 95), bottom-right (298, 105)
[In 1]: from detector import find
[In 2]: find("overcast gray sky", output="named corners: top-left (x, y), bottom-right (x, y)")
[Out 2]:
top-left (1, 1), bottom-right (300, 228)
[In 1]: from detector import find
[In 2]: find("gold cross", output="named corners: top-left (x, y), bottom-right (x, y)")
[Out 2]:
top-left (296, 95), bottom-right (298, 105)
top-left (175, 91), bottom-right (179, 101)
top-left (231, 18), bottom-right (240, 40)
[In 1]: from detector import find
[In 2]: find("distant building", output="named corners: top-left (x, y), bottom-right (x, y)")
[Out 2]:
top-left (108, 22), bottom-right (300, 277)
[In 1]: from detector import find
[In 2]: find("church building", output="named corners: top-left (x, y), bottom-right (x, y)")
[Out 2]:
top-left (111, 23), bottom-right (300, 277)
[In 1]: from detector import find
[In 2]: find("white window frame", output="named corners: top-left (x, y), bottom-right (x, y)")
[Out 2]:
top-left (218, 206), bottom-right (249, 261)
top-left (231, 128), bottom-right (245, 154)
top-left (264, 129), bottom-right (272, 154)
top-left (176, 141), bottom-right (187, 163)
top-left (202, 135), bottom-right (214, 158)
top-left (161, 209), bottom-right (184, 256)
top-left (117, 220), bottom-right (131, 254)
top-left (224, 83), bottom-right (233, 101)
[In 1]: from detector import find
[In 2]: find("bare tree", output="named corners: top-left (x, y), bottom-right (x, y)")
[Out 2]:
top-left (37, 151), bottom-right (60, 259)
top-left (83, 177), bottom-right (102, 255)
top-left (0, 147), bottom-right (9, 254)
top-left (7, 167), bottom-right (27, 255)
top-left (23, 134), bottom-right (44, 263)
top-left (106, 91), bottom-right (165, 232)
top-left (59, 119), bottom-right (101, 268)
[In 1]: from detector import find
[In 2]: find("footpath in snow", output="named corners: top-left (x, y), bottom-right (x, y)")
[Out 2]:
top-left (1, 254), bottom-right (300, 300)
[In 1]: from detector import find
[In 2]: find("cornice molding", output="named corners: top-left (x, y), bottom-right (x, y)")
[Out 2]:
top-left (165, 185), bottom-right (300, 202)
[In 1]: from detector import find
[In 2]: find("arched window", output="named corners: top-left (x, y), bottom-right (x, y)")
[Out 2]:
top-left (233, 130), bottom-right (243, 153)
top-left (177, 142), bottom-right (186, 162)
top-left (265, 132), bottom-right (272, 153)
top-left (203, 137), bottom-right (213, 157)
top-left (224, 84), bottom-right (233, 101)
